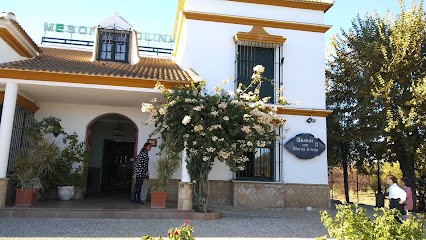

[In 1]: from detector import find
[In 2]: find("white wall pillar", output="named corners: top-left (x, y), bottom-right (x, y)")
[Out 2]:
top-left (181, 141), bottom-right (191, 182)
top-left (0, 82), bottom-right (18, 178)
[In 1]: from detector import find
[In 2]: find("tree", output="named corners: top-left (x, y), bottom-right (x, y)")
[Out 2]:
top-left (327, 1), bottom-right (426, 210)
top-left (326, 12), bottom-right (389, 202)
top-left (142, 66), bottom-right (287, 212)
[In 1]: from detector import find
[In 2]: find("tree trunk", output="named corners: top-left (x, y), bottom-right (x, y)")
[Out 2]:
top-left (394, 139), bottom-right (417, 211)
top-left (342, 155), bottom-right (350, 203)
top-left (398, 154), bottom-right (417, 212)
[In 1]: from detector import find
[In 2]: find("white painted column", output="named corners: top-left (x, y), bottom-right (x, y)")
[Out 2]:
top-left (181, 141), bottom-right (191, 182)
top-left (0, 82), bottom-right (18, 178)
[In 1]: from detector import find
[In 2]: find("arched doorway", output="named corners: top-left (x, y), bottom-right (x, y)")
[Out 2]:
top-left (85, 113), bottom-right (138, 198)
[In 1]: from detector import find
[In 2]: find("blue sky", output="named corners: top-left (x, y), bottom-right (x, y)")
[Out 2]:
top-left (1, 0), bottom-right (415, 47)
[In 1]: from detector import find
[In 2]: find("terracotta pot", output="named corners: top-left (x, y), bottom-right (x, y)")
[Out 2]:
top-left (151, 191), bottom-right (167, 208)
top-left (15, 188), bottom-right (38, 206)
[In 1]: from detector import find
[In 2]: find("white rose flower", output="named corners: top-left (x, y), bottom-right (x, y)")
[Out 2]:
top-left (207, 147), bottom-right (216, 153)
top-left (212, 136), bottom-right (218, 142)
top-left (182, 115), bottom-right (191, 125)
top-left (223, 116), bottom-right (229, 121)
top-left (218, 102), bottom-right (228, 109)
top-left (141, 103), bottom-right (154, 112)
top-left (194, 125), bottom-right (204, 132)
top-left (253, 65), bottom-right (265, 74)
top-left (241, 126), bottom-right (251, 133)
top-left (159, 108), bottom-right (167, 115)
top-left (243, 114), bottom-right (252, 119)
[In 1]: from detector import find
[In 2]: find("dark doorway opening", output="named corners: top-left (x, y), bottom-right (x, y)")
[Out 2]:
top-left (85, 113), bottom-right (138, 199)
top-left (101, 140), bottom-right (134, 192)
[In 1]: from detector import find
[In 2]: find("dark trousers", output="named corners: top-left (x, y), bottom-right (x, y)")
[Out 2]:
top-left (390, 198), bottom-right (406, 223)
top-left (132, 177), bottom-right (144, 203)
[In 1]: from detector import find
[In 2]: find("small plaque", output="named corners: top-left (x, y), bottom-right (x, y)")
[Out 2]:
top-left (284, 133), bottom-right (325, 159)
top-left (147, 139), bottom-right (157, 147)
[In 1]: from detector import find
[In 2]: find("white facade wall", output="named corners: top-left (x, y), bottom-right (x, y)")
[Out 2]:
top-left (176, 20), bottom-right (326, 108)
top-left (281, 115), bottom-right (328, 184)
top-left (174, 0), bottom-right (329, 184)
top-left (34, 102), bottom-right (162, 178)
top-left (33, 102), bottom-right (235, 181)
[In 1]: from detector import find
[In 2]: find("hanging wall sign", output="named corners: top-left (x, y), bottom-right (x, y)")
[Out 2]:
top-left (284, 133), bottom-right (325, 159)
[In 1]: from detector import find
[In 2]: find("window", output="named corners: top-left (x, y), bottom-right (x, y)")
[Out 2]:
top-left (234, 42), bottom-right (283, 181)
top-left (236, 147), bottom-right (275, 181)
top-left (97, 29), bottom-right (130, 63)
top-left (236, 44), bottom-right (276, 102)
top-left (7, 105), bottom-right (34, 175)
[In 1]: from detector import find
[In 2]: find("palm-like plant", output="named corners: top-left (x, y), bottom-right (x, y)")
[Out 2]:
top-left (12, 137), bottom-right (59, 191)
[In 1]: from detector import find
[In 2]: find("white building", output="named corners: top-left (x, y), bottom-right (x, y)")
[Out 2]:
top-left (0, 0), bottom-right (333, 210)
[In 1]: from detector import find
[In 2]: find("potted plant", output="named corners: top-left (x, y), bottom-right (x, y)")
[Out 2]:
top-left (151, 143), bottom-right (180, 208)
top-left (51, 132), bottom-right (90, 200)
top-left (12, 136), bottom-right (59, 206)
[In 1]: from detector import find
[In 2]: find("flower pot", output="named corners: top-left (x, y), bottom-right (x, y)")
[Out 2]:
top-left (151, 191), bottom-right (167, 208)
top-left (72, 187), bottom-right (84, 200)
top-left (58, 186), bottom-right (75, 200)
top-left (15, 188), bottom-right (38, 206)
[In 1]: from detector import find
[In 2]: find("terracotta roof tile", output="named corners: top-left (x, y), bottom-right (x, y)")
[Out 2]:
top-left (0, 47), bottom-right (193, 83)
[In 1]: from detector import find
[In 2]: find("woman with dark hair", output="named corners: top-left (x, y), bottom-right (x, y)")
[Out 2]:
top-left (131, 142), bottom-right (151, 204)
top-left (401, 177), bottom-right (413, 213)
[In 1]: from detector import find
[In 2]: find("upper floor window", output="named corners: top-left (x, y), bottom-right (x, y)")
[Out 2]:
top-left (235, 43), bottom-right (281, 103)
top-left (97, 29), bottom-right (130, 63)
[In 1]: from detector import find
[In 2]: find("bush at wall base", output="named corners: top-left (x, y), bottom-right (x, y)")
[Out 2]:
top-left (316, 203), bottom-right (425, 240)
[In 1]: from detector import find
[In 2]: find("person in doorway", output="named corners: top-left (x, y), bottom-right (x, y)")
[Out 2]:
top-left (385, 175), bottom-right (406, 222)
top-left (131, 142), bottom-right (151, 204)
top-left (401, 177), bottom-right (413, 215)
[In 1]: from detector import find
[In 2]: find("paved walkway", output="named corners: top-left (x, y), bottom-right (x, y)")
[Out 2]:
top-left (0, 201), bottom-right (378, 240)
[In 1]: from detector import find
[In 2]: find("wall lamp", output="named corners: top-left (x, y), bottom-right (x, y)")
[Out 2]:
top-left (306, 117), bottom-right (316, 123)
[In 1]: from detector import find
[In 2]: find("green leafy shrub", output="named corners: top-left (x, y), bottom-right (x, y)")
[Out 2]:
top-left (142, 220), bottom-right (194, 240)
top-left (51, 132), bottom-right (90, 187)
top-left (316, 204), bottom-right (425, 240)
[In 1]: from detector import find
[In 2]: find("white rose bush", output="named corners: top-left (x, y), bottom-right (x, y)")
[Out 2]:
top-left (142, 65), bottom-right (288, 212)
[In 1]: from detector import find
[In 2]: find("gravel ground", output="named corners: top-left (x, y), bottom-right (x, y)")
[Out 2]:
top-left (0, 210), bottom-right (330, 240)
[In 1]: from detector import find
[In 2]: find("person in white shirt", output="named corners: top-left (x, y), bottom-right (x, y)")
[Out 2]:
top-left (386, 175), bottom-right (407, 222)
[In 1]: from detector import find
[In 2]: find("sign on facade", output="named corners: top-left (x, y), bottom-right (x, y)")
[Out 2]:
top-left (284, 133), bottom-right (325, 159)
top-left (43, 22), bottom-right (175, 43)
